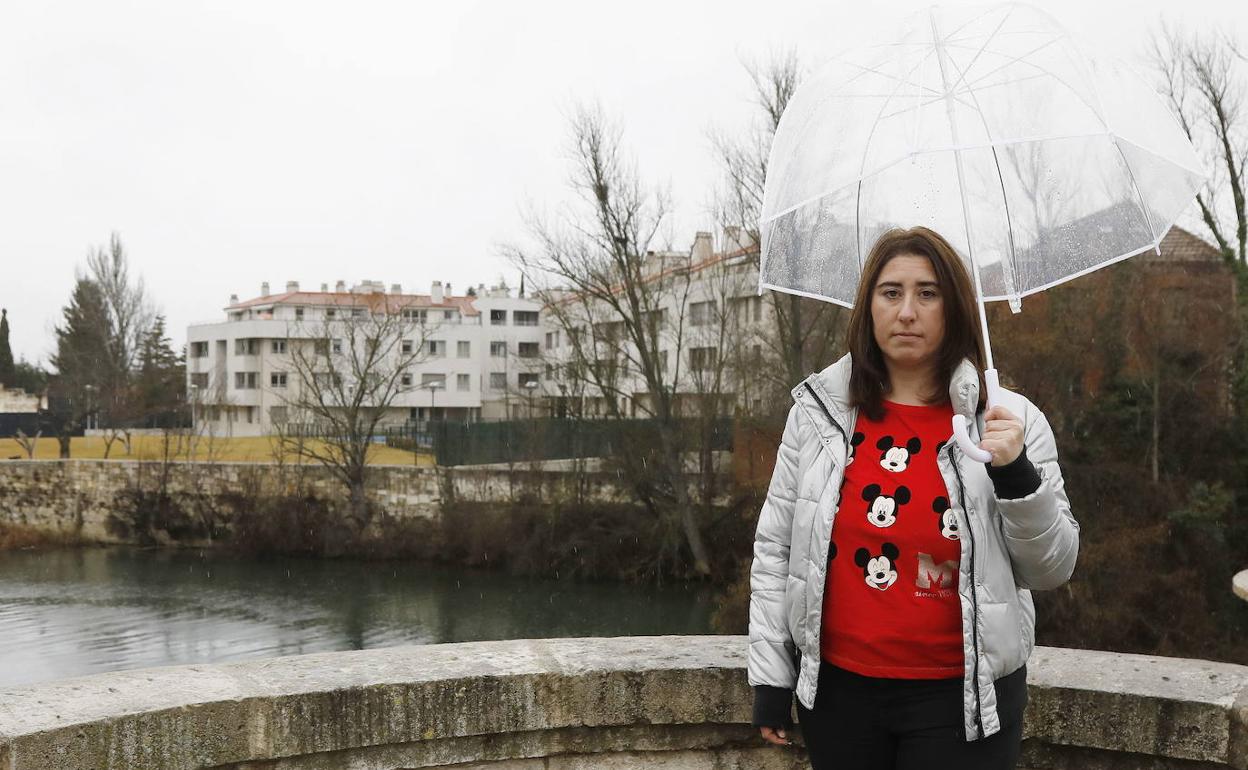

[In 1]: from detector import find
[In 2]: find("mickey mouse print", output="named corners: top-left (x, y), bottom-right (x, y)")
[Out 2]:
top-left (819, 398), bottom-right (967, 679)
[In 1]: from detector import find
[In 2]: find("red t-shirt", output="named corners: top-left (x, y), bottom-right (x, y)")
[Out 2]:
top-left (820, 398), bottom-right (963, 679)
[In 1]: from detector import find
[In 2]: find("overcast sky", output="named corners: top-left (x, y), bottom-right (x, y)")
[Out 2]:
top-left (1, 0), bottom-right (1244, 365)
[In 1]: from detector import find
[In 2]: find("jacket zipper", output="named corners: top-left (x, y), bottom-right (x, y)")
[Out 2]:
top-left (947, 443), bottom-right (985, 740)
top-left (802, 383), bottom-right (847, 444)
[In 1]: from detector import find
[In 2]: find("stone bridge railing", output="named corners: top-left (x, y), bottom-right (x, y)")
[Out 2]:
top-left (0, 637), bottom-right (1245, 769)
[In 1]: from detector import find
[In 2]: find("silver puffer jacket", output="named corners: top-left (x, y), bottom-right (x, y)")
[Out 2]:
top-left (747, 353), bottom-right (1080, 741)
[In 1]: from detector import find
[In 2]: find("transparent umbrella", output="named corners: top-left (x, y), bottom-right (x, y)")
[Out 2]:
top-left (760, 2), bottom-right (1206, 460)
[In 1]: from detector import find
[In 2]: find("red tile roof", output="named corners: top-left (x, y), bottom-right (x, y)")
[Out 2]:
top-left (1146, 226), bottom-right (1223, 263)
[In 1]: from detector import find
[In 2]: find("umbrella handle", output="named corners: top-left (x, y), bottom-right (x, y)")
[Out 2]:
top-left (951, 368), bottom-right (999, 464)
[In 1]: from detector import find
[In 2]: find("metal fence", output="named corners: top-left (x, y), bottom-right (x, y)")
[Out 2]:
top-left (386, 417), bottom-right (734, 467)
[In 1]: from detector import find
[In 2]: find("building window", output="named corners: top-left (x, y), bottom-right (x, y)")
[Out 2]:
top-left (517, 342), bottom-right (539, 358)
top-left (457, 340), bottom-right (470, 358)
top-left (402, 308), bottom-right (426, 323)
top-left (269, 406), bottom-right (288, 425)
top-left (401, 372), bottom-right (413, 387)
top-left (658, 349), bottom-right (669, 373)
top-left (190, 372), bottom-right (209, 388)
top-left (325, 308), bottom-right (336, 319)
top-left (246, 406), bottom-right (255, 424)
top-left (730, 295), bottom-right (762, 324)
top-left (351, 308), bottom-right (365, 318)
top-left (332, 338), bottom-right (343, 355)
top-left (690, 300), bottom-right (718, 327)
top-left (294, 307), bottom-right (304, 321)
top-left (545, 363), bottom-right (554, 381)
top-left (490, 341), bottom-right (507, 357)
top-left (401, 339), bottom-right (413, 355)
top-left (545, 332), bottom-right (553, 350)
top-left (190, 341), bottom-right (209, 358)
top-left (689, 347), bottom-right (717, 372)
top-left (489, 372), bottom-right (507, 390)
top-left (234, 338), bottom-right (260, 355)
top-left (234, 371), bottom-right (258, 389)
top-left (270, 372), bottom-right (288, 388)
top-left (518, 372), bottom-right (540, 388)
top-left (514, 310), bottom-right (539, 326)
top-left (490, 309), bottom-right (507, 326)
top-left (421, 373), bottom-right (447, 388)
top-left (457, 373), bottom-right (470, 391)
top-left (424, 340), bottom-right (446, 357)
top-left (443, 310), bottom-right (460, 324)
top-left (271, 339), bottom-right (287, 354)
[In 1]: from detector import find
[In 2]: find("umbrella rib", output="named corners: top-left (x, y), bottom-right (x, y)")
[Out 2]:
top-left (986, 234), bottom-right (1166, 300)
top-left (939, 36), bottom-right (1025, 304)
top-left (759, 281), bottom-right (856, 309)
top-left (955, 35), bottom-right (1063, 93)
top-left (943, 6), bottom-right (1016, 98)
top-left (839, 59), bottom-right (943, 98)
top-left (853, 48), bottom-right (940, 265)
top-left (762, 130), bottom-right (1126, 226)
top-left (936, 5), bottom-right (1001, 45)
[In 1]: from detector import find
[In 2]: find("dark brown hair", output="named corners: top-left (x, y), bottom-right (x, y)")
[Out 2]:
top-left (845, 226), bottom-right (986, 421)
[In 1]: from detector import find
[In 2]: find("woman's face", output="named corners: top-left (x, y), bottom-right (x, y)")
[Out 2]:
top-left (871, 253), bottom-right (945, 373)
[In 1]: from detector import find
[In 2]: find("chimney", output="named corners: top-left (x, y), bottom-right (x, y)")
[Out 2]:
top-left (431, 280), bottom-right (444, 304)
top-left (229, 293), bottom-right (239, 305)
top-left (286, 280), bottom-right (299, 293)
top-left (445, 283), bottom-right (452, 298)
top-left (391, 283), bottom-right (402, 295)
top-left (320, 283), bottom-right (329, 292)
top-left (335, 280), bottom-right (346, 293)
top-left (691, 231), bottom-right (714, 262)
top-left (260, 281), bottom-right (270, 297)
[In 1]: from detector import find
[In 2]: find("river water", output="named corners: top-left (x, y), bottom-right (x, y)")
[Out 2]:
top-left (0, 547), bottom-right (717, 688)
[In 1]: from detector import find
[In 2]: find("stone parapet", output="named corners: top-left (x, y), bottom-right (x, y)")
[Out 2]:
top-left (0, 637), bottom-right (1244, 769)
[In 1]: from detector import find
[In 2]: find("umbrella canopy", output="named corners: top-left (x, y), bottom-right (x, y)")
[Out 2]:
top-left (760, 2), bottom-right (1206, 315)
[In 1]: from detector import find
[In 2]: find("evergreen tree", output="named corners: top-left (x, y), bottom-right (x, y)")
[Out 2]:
top-left (0, 308), bottom-right (14, 386)
top-left (49, 279), bottom-right (115, 456)
top-left (135, 315), bottom-right (185, 427)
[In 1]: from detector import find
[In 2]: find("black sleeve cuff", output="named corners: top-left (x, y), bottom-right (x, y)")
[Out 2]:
top-left (752, 685), bottom-right (795, 728)
top-left (985, 445), bottom-right (1042, 499)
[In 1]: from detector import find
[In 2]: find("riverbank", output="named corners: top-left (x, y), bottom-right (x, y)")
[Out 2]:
top-left (0, 521), bottom-right (87, 550)
top-left (0, 458), bottom-right (745, 585)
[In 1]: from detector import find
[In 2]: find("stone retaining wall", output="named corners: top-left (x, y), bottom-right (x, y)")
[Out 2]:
top-left (0, 460), bottom-right (673, 545)
top-left (0, 638), bottom-right (1244, 769)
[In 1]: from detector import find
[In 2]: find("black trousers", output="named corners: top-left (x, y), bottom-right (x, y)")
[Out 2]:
top-left (795, 662), bottom-right (1026, 770)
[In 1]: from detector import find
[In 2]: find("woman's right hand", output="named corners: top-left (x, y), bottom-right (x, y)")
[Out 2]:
top-left (759, 726), bottom-right (791, 746)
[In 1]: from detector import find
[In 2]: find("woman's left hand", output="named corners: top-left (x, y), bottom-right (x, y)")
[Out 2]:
top-left (979, 405), bottom-right (1025, 467)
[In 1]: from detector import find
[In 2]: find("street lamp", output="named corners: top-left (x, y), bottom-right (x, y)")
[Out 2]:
top-left (522, 379), bottom-right (539, 419)
top-left (83, 384), bottom-right (96, 433)
top-left (188, 383), bottom-right (200, 461)
top-left (417, 379), bottom-right (445, 467)
top-left (421, 379), bottom-right (445, 422)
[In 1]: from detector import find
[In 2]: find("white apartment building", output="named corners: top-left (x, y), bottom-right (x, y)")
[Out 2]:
top-left (537, 228), bottom-right (770, 420)
top-left (186, 279), bottom-right (544, 437)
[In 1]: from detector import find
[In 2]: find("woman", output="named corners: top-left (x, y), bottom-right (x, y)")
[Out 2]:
top-left (747, 227), bottom-right (1079, 769)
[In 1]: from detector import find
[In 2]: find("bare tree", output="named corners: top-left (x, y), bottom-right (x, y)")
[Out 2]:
top-left (510, 103), bottom-right (714, 577)
top-left (85, 233), bottom-right (156, 449)
top-left (710, 52), bottom-right (848, 404)
top-left (1150, 24), bottom-right (1247, 265)
top-left (13, 429), bottom-right (39, 459)
top-left (281, 296), bottom-right (430, 538)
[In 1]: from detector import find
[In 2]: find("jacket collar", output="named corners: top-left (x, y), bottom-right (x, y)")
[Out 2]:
top-left (791, 353), bottom-right (982, 434)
